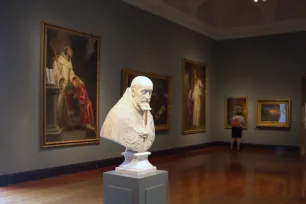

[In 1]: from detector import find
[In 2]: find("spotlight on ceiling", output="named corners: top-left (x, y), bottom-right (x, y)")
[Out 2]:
top-left (254, 0), bottom-right (266, 2)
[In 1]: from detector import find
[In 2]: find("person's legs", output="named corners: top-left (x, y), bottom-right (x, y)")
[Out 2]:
top-left (237, 138), bottom-right (241, 150)
top-left (231, 128), bottom-right (237, 150)
top-left (231, 138), bottom-right (236, 150)
top-left (236, 127), bottom-right (242, 150)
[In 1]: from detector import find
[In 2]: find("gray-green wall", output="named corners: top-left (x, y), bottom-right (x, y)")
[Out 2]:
top-left (215, 33), bottom-right (306, 146)
top-left (0, 0), bottom-right (216, 175)
top-left (1, 0), bottom-right (304, 176)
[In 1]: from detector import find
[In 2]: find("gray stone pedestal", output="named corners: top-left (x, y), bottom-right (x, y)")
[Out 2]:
top-left (103, 170), bottom-right (168, 204)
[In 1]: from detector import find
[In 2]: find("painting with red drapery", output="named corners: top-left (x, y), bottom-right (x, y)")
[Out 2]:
top-left (40, 22), bottom-right (100, 148)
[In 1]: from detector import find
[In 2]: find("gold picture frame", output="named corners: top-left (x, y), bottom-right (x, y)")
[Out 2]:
top-left (181, 58), bottom-right (207, 134)
top-left (122, 69), bottom-right (172, 131)
top-left (224, 97), bottom-right (248, 129)
top-left (256, 99), bottom-right (291, 128)
top-left (40, 22), bottom-right (101, 148)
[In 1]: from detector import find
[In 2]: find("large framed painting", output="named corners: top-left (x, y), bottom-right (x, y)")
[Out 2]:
top-left (182, 58), bottom-right (207, 134)
top-left (122, 69), bottom-right (171, 131)
top-left (256, 99), bottom-right (291, 128)
top-left (40, 22), bottom-right (100, 148)
top-left (224, 97), bottom-right (248, 129)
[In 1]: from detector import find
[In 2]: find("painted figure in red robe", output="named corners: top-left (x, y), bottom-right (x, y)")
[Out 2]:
top-left (71, 77), bottom-right (95, 131)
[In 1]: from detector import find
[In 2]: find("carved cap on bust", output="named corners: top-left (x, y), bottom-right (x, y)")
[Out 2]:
top-left (130, 76), bottom-right (153, 88)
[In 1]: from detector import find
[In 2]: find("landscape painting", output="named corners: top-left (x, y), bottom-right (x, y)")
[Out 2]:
top-left (40, 22), bottom-right (100, 147)
top-left (256, 99), bottom-right (291, 128)
top-left (182, 58), bottom-right (207, 134)
top-left (224, 97), bottom-right (248, 129)
top-left (122, 69), bottom-right (171, 131)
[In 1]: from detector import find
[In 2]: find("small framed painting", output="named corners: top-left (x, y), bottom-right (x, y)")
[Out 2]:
top-left (256, 99), bottom-right (291, 128)
top-left (224, 97), bottom-right (248, 129)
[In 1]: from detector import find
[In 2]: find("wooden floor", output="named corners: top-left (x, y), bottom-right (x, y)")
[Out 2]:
top-left (1, 146), bottom-right (306, 204)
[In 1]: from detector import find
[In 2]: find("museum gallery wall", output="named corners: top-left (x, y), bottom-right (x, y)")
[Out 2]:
top-left (39, 21), bottom-right (214, 148)
top-left (40, 20), bottom-right (212, 148)
top-left (214, 33), bottom-right (305, 146)
top-left (1, 0), bottom-right (216, 176)
top-left (1, 0), bottom-right (304, 176)
top-left (224, 97), bottom-right (291, 129)
top-left (40, 22), bottom-right (211, 148)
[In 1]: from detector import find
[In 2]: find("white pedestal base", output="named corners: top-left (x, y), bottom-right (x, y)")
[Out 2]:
top-left (115, 150), bottom-right (157, 176)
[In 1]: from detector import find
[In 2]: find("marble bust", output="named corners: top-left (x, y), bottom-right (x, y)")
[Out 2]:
top-left (100, 76), bottom-right (155, 153)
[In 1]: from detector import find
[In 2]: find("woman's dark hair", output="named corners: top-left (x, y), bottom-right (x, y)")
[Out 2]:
top-left (236, 109), bottom-right (242, 115)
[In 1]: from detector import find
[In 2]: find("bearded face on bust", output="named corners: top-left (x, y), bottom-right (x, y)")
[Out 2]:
top-left (131, 80), bottom-right (153, 112)
top-left (100, 76), bottom-right (155, 153)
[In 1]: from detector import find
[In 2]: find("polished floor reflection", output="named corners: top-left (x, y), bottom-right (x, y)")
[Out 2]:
top-left (1, 146), bottom-right (306, 203)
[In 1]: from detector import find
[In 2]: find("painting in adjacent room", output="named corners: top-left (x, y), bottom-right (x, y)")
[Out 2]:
top-left (182, 58), bottom-right (207, 134)
top-left (224, 97), bottom-right (248, 129)
top-left (40, 22), bottom-right (100, 147)
top-left (256, 99), bottom-right (291, 128)
top-left (302, 76), bottom-right (306, 129)
top-left (122, 69), bottom-right (171, 131)
top-left (301, 77), bottom-right (306, 155)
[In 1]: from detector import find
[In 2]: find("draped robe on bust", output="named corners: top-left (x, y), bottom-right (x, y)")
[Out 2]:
top-left (101, 88), bottom-right (155, 153)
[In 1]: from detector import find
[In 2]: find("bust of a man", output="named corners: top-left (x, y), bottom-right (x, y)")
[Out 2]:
top-left (100, 76), bottom-right (155, 152)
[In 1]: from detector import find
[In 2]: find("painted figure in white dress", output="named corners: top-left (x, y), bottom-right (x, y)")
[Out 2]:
top-left (188, 70), bottom-right (204, 127)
